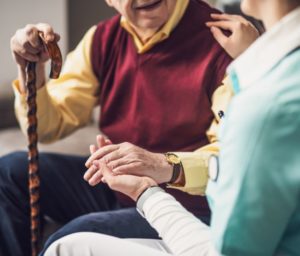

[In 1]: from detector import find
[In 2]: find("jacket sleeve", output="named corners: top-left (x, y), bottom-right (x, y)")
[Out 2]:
top-left (168, 77), bottom-right (234, 195)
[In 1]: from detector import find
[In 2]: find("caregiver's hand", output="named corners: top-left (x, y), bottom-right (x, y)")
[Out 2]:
top-left (94, 162), bottom-right (157, 201)
top-left (206, 13), bottom-right (259, 59)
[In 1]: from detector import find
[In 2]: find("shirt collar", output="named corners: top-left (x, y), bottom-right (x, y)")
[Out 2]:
top-left (228, 6), bottom-right (300, 93)
top-left (120, 0), bottom-right (189, 54)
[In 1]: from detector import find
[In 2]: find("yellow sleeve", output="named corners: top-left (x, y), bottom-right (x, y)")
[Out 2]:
top-left (13, 26), bottom-right (99, 143)
top-left (168, 77), bottom-right (234, 195)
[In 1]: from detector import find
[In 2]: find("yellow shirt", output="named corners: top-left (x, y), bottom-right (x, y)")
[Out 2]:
top-left (13, 0), bottom-right (233, 196)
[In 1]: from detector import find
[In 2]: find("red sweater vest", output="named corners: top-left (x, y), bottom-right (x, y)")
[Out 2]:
top-left (92, 0), bottom-right (231, 216)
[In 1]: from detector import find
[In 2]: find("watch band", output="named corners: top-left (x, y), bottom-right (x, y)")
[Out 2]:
top-left (165, 153), bottom-right (182, 184)
top-left (169, 161), bottom-right (182, 184)
top-left (136, 186), bottom-right (165, 217)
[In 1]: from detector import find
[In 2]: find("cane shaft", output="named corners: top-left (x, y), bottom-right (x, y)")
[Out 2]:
top-left (25, 33), bottom-right (62, 256)
top-left (25, 61), bottom-right (40, 256)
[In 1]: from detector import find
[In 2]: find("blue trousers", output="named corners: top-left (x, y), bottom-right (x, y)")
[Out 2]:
top-left (0, 152), bottom-right (159, 256)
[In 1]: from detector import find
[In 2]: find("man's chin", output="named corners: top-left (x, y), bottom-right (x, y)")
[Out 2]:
top-left (136, 19), bottom-right (166, 32)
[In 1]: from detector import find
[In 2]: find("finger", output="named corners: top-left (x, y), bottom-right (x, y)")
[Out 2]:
top-left (35, 23), bottom-right (55, 42)
top-left (88, 170), bottom-right (104, 186)
top-left (211, 13), bottom-right (236, 21)
top-left (229, 14), bottom-right (250, 24)
top-left (105, 139), bottom-right (112, 145)
top-left (206, 21), bottom-right (234, 31)
top-left (101, 165), bottom-right (116, 186)
top-left (210, 26), bottom-right (229, 48)
top-left (106, 157), bottom-right (126, 171)
top-left (85, 144), bottom-right (120, 168)
top-left (89, 144), bottom-right (97, 154)
top-left (21, 25), bottom-right (42, 49)
top-left (15, 28), bottom-right (41, 54)
top-left (102, 150), bottom-right (124, 164)
top-left (14, 50), bottom-right (39, 62)
top-left (96, 135), bottom-right (106, 148)
top-left (54, 33), bottom-right (61, 42)
top-left (211, 13), bottom-right (250, 25)
top-left (111, 163), bottom-right (140, 175)
top-left (83, 164), bottom-right (98, 181)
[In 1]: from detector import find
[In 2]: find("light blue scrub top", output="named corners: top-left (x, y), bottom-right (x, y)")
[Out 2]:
top-left (207, 47), bottom-right (300, 255)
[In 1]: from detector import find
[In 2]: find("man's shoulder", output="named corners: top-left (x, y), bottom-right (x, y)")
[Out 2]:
top-left (189, 0), bottom-right (223, 23)
top-left (95, 14), bottom-right (122, 33)
top-left (91, 14), bottom-right (125, 50)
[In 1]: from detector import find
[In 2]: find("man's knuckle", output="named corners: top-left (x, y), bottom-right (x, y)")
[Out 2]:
top-left (19, 47), bottom-right (27, 55)
top-left (122, 142), bottom-right (130, 149)
top-left (24, 24), bottom-right (35, 35)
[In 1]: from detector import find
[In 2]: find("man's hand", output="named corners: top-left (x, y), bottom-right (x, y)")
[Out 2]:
top-left (84, 142), bottom-right (172, 186)
top-left (10, 23), bottom-right (60, 93)
top-left (96, 162), bottom-right (157, 201)
top-left (206, 13), bottom-right (259, 59)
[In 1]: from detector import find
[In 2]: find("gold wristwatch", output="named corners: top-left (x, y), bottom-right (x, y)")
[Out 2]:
top-left (165, 153), bottom-right (182, 184)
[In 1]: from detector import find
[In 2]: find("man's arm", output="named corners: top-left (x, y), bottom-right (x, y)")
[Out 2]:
top-left (83, 77), bottom-right (234, 191)
top-left (168, 77), bottom-right (234, 195)
top-left (13, 26), bottom-right (99, 143)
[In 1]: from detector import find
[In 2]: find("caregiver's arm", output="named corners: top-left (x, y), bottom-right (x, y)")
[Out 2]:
top-left (98, 164), bottom-right (219, 256)
top-left (142, 190), bottom-right (219, 256)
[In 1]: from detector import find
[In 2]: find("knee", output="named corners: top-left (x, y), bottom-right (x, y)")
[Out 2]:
top-left (0, 151), bottom-right (28, 186)
top-left (43, 234), bottom-right (77, 256)
top-left (43, 214), bottom-right (97, 252)
top-left (44, 233), bottom-right (97, 256)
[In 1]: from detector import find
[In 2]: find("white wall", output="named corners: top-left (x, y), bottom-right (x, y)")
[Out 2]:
top-left (0, 0), bottom-right (67, 89)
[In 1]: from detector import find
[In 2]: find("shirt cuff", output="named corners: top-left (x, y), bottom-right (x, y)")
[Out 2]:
top-left (167, 152), bottom-right (211, 196)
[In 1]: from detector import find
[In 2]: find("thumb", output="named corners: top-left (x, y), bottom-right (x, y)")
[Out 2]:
top-left (210, 26), bottom-right (229, 49)
top-left (101, 164), bottom-right (115, 184)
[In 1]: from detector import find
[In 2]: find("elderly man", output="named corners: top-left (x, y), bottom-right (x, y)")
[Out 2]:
top-left (0, 0), bottom-right (256, 255)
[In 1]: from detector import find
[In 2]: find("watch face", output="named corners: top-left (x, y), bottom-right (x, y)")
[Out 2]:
top-left (209, 155), bottom-right (219, 182)
top-left (167, 154), bottom-right (181, 164)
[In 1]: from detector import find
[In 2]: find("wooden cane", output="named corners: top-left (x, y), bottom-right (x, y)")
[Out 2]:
top-left (25, 32), bottom-right (62, 256)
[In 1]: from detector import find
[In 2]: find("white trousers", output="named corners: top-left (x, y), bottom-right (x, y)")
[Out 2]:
top-left (45, 232), bottom-right (172, 256)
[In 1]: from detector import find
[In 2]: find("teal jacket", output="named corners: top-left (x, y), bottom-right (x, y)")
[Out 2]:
top-left (207, 7), bottom-right (300, 256)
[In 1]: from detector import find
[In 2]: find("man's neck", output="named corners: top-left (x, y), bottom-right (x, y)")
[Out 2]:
top-left (130, 24), bottom-right (164, 44)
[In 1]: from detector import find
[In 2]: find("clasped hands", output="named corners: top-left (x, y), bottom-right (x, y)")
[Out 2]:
top-left (84, 135), bottom-right (172, 201)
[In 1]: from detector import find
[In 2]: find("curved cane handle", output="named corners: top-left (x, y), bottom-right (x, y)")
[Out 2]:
top-left (38, 32), bottom-right (62, 79)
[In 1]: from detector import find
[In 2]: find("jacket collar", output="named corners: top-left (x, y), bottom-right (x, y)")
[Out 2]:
top-left (228, 7), bottom-right (300, 93)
